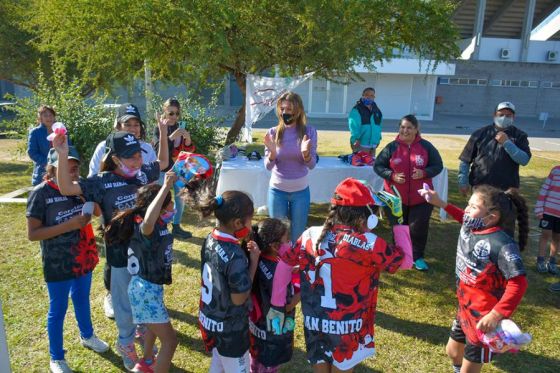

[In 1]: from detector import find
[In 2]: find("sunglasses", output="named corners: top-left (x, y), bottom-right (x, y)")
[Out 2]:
top-left (166, 111), bottom-right (179, 117)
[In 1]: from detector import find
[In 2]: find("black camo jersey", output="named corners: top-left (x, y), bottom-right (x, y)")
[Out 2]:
top-left (199, 230), bottom-right (252, 358)
top-left (250, 255), bottom-right (295, 367)
top-left (127, 217), bottom-right (173, 285)
top-left (26, 181), bottom-right (99, 282)
top-left (79, 162), bottom-right (159, 267)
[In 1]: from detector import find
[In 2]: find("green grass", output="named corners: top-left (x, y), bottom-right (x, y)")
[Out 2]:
top-left (0, 162), bottom-right (31, 195)
top-left (1, 134), bottom-right (559, 372)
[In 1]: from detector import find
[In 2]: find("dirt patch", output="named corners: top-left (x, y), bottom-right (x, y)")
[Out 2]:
top-left (0, 139), bottom-right (29, 162)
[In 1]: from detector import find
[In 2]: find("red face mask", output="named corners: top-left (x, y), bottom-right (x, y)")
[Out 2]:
top-left (234, 226), bottom-right (250, 239)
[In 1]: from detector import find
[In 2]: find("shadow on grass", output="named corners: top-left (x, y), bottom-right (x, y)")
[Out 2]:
top-left (168, 308), bottom-right (199, 327)
top-left (173, 249), bottom-right (201, 269)
top-left (72, 348), bottom-right (125, 372)
top-left (376, 311), bottom-right (449, 346)
top-left (492, 350), bottom-right (560, 373)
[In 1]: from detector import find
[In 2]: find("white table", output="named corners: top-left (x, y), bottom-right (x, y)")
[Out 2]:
top-left (216, 157), bottom-right (448, 219)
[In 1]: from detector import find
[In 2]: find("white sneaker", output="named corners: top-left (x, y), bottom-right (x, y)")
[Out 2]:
top-left (50, 360), bottom-right (73, 373)
top-left (80, 334), bottom-right (110, 353)
top-left (104, 293), bottom-right (115, 319)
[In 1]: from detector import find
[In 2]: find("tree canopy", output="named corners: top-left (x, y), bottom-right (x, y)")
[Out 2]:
top-left (24, 0), bottom-right (461, 143)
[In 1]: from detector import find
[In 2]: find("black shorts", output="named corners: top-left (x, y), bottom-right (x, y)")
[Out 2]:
top-left (449, 319), bottom-right (495, 364)
top-left (539, 214), bottom-right (560, 234)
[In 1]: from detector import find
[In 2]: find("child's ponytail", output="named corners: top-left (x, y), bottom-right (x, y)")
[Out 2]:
top-left (474, 185), bottom-right (529, 252)
top-left (104, 183), bottom-right (170, 245)
top-left (505, 189), bottom-right (529, 252)
top-left (183, 182), bottom-right (254, 225)
top-left (315, 205), bottom-right (337, 252)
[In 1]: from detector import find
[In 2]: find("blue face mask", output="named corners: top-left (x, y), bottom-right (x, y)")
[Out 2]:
top-left (494, 116), bottom-right (513, 128)
top-left (462, 213), bottom-right (487, 230)
top-left (160, 209), bottom-right (176, 224)
top-left (361, 97), bottom-right (374, 106)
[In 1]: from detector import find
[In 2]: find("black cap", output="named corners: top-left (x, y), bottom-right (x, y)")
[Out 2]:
top-left (48, 146), bottom-right (80, 166)
top-left (105, 131), bottom-right (141, 159)
top-left (117, 103), bottom-right (142, 124)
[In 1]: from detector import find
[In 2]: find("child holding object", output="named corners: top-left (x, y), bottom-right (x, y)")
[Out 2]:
top-left (184, 186), bottom-right (261, 373)
top-left (52, 121), bottom-right (169, 371)
top-left (248, 218), bottom-right (300, 373)
top-left (104, 174), bottom-right (180, 373)
top-left (418, 185), bottom-right (529, 373)
top-left (26, 147), bottom-right (109, 373)
top-left (266, 178), bottom-right (413, 372)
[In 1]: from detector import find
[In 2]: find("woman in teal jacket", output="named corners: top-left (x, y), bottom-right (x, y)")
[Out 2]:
top-left (348, 87), bottom-right (382, 156)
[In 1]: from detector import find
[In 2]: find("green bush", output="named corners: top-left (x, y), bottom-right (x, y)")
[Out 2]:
top-left (5, 65), bottom-right (228, 173)
top-left (4, 65), bottom-right (114, 172)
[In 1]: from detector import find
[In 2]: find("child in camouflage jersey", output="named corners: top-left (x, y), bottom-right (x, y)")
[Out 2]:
top-left (420, 185), bottom-right (529, 373)
top-left (248, 218), bottom-right (300, 373)
top-left (185, 186), bottom-right (261, 373)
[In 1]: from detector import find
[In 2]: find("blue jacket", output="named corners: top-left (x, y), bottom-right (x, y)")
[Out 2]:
top-left (28, 124), bottom-right (51, 185)
top-left (27, 124), bottom-right (72, 185)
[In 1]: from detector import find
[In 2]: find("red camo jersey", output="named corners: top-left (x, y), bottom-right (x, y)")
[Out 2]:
top-left (281, 225), bottom-right (403, 370)
top-left (455, 226), bottom-right (526, 346)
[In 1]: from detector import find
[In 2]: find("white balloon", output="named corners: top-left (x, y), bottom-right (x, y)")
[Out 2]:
top-left (367, 214), bottom-right (378, 230)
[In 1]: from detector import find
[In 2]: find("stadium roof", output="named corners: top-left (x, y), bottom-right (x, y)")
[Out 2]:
top-left (452, 0), bottom-right (560, 40)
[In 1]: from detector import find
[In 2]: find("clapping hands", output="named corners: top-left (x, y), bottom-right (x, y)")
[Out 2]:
top-left (300, 134), bottom-right (311, 158)
top-left (263, 133), bottom-right (277, 158)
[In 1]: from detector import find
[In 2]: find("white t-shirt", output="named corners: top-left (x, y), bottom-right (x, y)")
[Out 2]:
top-left (88, 140), bottom-right (157, 177)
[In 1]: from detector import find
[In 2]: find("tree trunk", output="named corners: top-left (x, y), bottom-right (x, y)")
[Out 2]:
top-left (225, 72), bottom-right (247, 145)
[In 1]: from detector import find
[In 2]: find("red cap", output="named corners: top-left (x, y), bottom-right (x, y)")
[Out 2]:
top-left (331, 178), bottom-right (374, 206)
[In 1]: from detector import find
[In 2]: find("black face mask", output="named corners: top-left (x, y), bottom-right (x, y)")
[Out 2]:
top-left (282, 113), bottom-right (294, 124)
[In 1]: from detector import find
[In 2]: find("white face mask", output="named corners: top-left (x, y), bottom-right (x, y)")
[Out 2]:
top-left (494, 116), bottom-right (513, 128)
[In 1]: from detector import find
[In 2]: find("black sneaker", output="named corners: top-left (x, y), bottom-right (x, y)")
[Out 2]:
top-left (172, 224), bottom-right (192, 239)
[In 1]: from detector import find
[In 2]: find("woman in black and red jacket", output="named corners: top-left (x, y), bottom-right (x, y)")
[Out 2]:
top-left (374, 114), bottom-right (443, 271)
top-left (153, 98), bottom-right (195, 239)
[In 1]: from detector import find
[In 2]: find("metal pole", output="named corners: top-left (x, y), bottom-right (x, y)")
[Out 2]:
top-left (0, 300), bottom-right (11, 373)
top-left (472, 0), bottom-right (487, 60)
top-left (144, 59), bottom-right (154, 120)
top-left (520, 0), bottom-right (536, 62)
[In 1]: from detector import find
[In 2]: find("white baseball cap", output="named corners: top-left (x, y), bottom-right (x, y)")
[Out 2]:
top-left (495, 101), bottom-right (515, 114)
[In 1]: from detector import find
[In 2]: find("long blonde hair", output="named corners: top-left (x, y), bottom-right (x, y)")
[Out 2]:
top-left (274, 92), bottom-right (307, 146)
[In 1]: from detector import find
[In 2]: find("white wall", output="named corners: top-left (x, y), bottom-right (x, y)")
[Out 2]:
top-left (527, 40), bottom-right (560, 63)
top-left (302, 73), bottom-right (437, 121)
top-left (375, 75), bottom-right (413, 120)
top-left (476, 38), bottom-right (560, 63)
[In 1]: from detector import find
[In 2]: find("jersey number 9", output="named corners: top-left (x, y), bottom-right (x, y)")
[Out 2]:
top-left (201, 262), bottom-right (213, 305)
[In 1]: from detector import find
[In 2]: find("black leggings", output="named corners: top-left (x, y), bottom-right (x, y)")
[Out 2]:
top-left (103, 262), bottom-right (111, 291)
top-left (385, 202), bottom-right (433, 260)
top-left (100, 241), bottom-right (111, 291)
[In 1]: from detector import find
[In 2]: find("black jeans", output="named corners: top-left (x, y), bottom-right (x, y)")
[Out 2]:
top-left (385, 202), bottom-right (433, 261)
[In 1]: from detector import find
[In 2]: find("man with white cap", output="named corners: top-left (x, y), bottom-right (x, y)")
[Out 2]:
top-left (458, 101), bottom-right (531, 194)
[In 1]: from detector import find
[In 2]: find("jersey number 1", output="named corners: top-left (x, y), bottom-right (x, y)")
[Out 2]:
top-left (310, 263), bottom-right (336, 309)
top-left (201, 263), bottom-right (213, 305)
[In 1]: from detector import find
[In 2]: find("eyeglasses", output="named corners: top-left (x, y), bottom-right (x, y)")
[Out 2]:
top-left (167, 111), bottom-right (179, 117)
